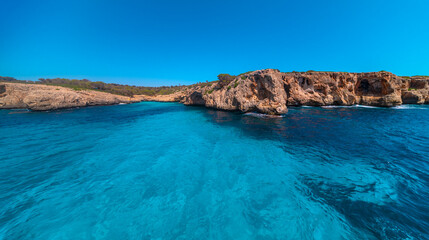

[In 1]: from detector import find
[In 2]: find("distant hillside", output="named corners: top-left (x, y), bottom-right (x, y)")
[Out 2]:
top-left (0, 76), bottom-right (187, 97)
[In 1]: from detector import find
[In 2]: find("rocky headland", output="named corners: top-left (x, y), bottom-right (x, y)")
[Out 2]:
top-left (0, 82), bottom-right (145, 111)
top-left (1, 70), bottom-right (428, 113)
top-left (179, 70), bottom-right (429, 114)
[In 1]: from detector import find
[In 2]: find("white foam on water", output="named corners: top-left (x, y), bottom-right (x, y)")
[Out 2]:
top-left (322, 104), bottom-right (429, 110)
top-left (305, 105), bottom-right (382, 109)
top-left (322, 105), bottom-right (355, 109)
top-left (243, 112), bottom-right (285, 118)
top-left (354, 105), bottom-right (380, 108)
top-left (392, 105), bottom-right (429, 110)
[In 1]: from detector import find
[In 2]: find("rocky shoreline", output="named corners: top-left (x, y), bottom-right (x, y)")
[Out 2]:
top-left (179, 70), bottom-right (429, 114)
top-left (1, 70), bottom-right (428, 113)
top-left (0, 83), bottom-right (145, 111)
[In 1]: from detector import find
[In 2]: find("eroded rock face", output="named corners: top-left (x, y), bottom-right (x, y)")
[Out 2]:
top-left (1, 70), bottom-right (428, 113)
top-left (181, 70), bottom-right (429, 114)
top-left (136, 91), bottom-right (184, 102)
top-left (284, 71), bottom-right (404, 107)
top-left (0, 83), bottom-right (144, 111)
top-left (400, 78), bottom-right (429, 104)
top-left (183, 69), bottom-right (287, 114)
top-left (0, 85), bottom-right (6, 94)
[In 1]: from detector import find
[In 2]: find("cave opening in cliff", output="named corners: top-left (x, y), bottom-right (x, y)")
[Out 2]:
top-left (357, 79), bottom-right (370, 94)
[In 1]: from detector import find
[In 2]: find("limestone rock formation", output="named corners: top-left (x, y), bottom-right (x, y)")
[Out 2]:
top-left (1, 70), bottom-right (428, 114)
top-left (137, 91), bottom-right (184, 102)
top-left (0, 83), bottom-right (144, 111)
top-left (400, 78), bottom-right (429, 104)
top-left (181, 69), bottom-right (429, 114)
top-left (182, 69), bottom-right (287, 114)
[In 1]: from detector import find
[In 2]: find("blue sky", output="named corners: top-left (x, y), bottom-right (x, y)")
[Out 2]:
top-left (1, 0), bottom-right (428, 86)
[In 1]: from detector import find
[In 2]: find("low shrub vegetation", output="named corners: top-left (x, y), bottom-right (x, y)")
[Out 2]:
top-left (233, 80), bottom-right (239, 88)
top-left (217, 74), bottom-right (235, 88)
top-left (0, 76), bottom-right (186, 97)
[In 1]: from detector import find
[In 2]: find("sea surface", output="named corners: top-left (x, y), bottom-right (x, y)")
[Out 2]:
top-left (0, 102), bottom-right (428, 240)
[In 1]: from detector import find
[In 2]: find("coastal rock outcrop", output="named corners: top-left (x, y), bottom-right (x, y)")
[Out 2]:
top-left (400, 78), bottom-right (429, 104)
top-left (181, 69), bottom-right (429, 114)
top-left (0, 83), bottom-right (143, 111)
top-left (182, 69), bottom-right (288, 114)
top-left (137, 91), bottom-right (184, 102)
top-left (1, 70), bottom-right (428, 113)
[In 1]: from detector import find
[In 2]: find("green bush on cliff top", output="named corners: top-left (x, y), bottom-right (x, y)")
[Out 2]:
top-left (217, 74), bottom-right (235, 87)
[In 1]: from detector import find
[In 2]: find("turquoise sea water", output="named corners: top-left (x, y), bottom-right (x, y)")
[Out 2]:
top-left (0, 102), bottom-right (428, 239)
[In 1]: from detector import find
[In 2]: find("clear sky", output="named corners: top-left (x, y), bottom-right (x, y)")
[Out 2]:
top-left (1, 0), bottom-right (429, 86)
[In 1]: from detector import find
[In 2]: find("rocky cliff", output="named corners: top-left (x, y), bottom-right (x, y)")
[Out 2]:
top-left (0, 83), bottom-right (144, 111)
top-left (181, 69), bottom-right (429, 114)
top-left (1, 70), bottom-right (428, 113)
